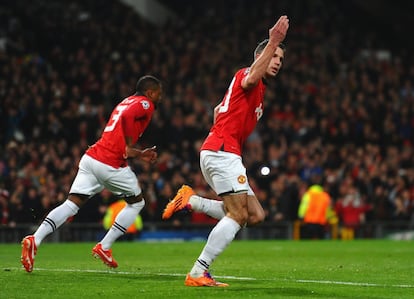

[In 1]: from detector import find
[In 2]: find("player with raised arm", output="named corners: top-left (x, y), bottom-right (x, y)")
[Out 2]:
top-left (21, 75), bottom-right (161, 272)
top-left (163, 16), bottom-right (289, 286)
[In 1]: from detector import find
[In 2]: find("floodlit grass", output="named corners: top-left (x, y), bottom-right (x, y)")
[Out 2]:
top-left (1, 240), bottom-right (413, 298)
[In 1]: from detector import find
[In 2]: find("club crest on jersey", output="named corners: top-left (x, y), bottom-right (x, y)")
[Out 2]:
top-left (237, 175), bottom-right (247, 184)
top-left (141, 100), bottom-right (150, 110)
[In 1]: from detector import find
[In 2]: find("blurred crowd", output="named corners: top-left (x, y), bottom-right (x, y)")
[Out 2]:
top-left (0, 0), bottom-right (413, 231)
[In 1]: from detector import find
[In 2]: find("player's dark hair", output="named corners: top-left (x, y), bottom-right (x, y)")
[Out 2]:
top-left (135, 75), bottom-right (161, 95)
top-left (254, 39), bottom-right (286, 58)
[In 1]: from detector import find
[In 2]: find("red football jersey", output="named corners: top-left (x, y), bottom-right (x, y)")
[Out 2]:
top-left (201, 68), bottom-right (266, 156)
top-left (86, 95), bottom-right (154, 168)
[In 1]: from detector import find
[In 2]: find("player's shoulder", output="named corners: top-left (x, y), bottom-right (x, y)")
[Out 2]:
top-left (138, 98), bottom-right (153, 110)
top-left (126, 95), bottom-right (154, 110)
top-left (235, 67), bottom-right (250, 76)
top-left (233, 67), bottom-right (250, 84)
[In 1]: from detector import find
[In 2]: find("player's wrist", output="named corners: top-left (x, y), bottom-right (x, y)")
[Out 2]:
top-left (267, 40), bottom-right (279, 50)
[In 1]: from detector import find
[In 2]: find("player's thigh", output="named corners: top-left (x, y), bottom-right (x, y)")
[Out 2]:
top-left (199, 153), bottom-right (215, 191)
top-left (71, 155), bottom-right (141, 198)
top-left (70, 155), bottom-right (104, 197)
top-left (104, 166), bottom-right (141, 197)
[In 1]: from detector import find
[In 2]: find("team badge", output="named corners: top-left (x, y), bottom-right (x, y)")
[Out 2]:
top-left (237, 175), bottom-right (246, 184)
top-left (141, 100), bottom-right (150, 110)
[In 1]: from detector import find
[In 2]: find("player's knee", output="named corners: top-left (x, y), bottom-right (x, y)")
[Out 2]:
top-left (131, 198), bottom-right (145, 210)
top-left (257, 207), bottom-right (266, 222)
top-left (229, 209), bottom-right (249, 226)
top-left (64, 198), bottom-right (81, 215)
top-left (249, 210), bottom-right (265, 226)
top-left (68, 194), bottom-right (88, 208)
top-left (245, 203), bottom-right (266, 226)
top-left (124, 193), bottom-right (143, 204)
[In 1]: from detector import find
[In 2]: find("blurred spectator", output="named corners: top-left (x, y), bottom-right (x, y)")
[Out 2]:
top-left (335, 187), bottom-right (372, 240)
top-left (0, 189), bottom-right (10, 225)
top-left (298, 185), bottom-right (335, 239)
top-left (265, 196), bottom-right (284, 222)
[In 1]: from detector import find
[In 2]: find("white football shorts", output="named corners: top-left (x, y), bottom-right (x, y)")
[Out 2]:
top-left (200, 150), bottom-right (254, 196)
top-left (69, 154), bottom-right (141, 198)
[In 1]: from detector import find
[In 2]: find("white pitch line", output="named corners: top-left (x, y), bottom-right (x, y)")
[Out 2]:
top-left (6, 267), bottom-right (414, 289)
top-left (294, 279), bottom-right (414, 289)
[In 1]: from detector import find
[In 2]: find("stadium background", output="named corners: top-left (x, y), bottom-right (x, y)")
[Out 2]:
top-left (0, 0), bottom-right (413, 242)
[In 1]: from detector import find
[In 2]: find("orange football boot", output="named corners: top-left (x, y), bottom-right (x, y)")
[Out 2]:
top-left (185, 271), bottom-right (229, 287)
top-left (21, 235), bottom-right (37, 273)
top-left (162, 185), bottom-right (195, 219)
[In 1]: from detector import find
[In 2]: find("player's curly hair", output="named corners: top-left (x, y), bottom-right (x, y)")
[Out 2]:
top-left (135, 75), bottom-right (161, 95)
top-left (254, 39), bottom-right (286, 58)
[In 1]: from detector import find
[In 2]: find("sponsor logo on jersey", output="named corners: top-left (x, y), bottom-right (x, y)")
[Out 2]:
top-left (255, 103), bottom-right (263, 120)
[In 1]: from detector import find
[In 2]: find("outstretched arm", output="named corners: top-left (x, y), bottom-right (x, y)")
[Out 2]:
top-left (241, 15), bottom-right (289, 90)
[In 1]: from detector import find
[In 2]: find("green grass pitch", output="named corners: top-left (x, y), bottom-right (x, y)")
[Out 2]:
top-left (1, 240), bottom-right (413, 299)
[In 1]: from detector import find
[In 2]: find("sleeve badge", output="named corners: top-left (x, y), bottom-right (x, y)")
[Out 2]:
top-left (141, 100), bottom-right (150, 110)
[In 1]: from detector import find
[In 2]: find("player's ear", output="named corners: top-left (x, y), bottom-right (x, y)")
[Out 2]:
top-left (144, 89), bottom-right (154, 99)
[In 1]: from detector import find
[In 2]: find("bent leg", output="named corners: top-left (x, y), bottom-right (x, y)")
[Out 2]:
top-left (33, 195), bottom-right (85, 247)
top-left (189, 193), bottom-right (247, 277)
top-left (190, 195), bottom-right (226, 220)
top-left (100, 194), bottom-right (145, 249)
top-left (246, 194), bottom-right (266, 226)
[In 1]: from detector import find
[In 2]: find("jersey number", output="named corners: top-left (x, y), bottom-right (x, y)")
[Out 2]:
top-left (218, 77), bottom-right (236, 113)
top-left (104, 105), bottom-right (128, 132)
top-left (218, 76), bottom-right (263, 121)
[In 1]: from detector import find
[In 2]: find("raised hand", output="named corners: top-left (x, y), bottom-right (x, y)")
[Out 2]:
top-left (269, 15), bottom-right (289, 46)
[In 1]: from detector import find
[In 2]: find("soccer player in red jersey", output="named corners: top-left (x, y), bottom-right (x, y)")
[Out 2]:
top-left (163, 16), bottom-right (289, 286)
top-left (21, 75), bottom-right (161, 272)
